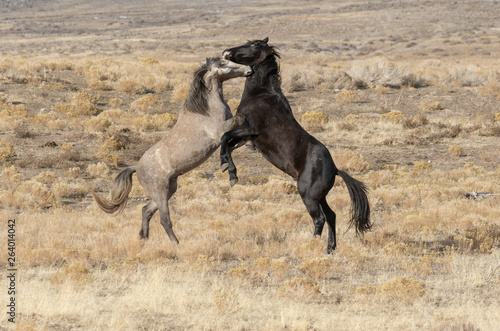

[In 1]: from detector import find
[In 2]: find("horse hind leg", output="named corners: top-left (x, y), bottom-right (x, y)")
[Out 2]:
top-left (300, 195), bottom-right (327, 237)
top-left (320, 197), bottom-right (337, 253)
top-left (139, 200), bottom-right (158, 239)
top-left (298, 160), bottom-right (336, 253)
top-left (158, 178), bottom-right (179, 244)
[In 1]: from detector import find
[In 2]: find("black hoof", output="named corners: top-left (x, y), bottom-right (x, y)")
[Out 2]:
top-left (326, 245), bottom-right (336, 254)
top-left (230, 178), bottom-right (239, 187)
top-left (221, 163), bottom-right (229, 172)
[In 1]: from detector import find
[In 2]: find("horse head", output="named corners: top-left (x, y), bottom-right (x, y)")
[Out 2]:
top-left (222, 37), bottom-right (279, 66)
top-left (204, 57), bottom-right (252, 83)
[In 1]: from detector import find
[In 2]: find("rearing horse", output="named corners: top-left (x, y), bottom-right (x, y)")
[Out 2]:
top-left (220, 38), bottom-right (371, 253)
top-left (92, 57), bottom-right (252, 243)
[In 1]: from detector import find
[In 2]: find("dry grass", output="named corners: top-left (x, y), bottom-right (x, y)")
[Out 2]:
top-left (1, 1), bottom-right (500, 330)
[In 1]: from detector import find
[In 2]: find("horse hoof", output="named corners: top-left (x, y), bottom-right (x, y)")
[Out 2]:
top-left (230, 178), bottom-right (239, 186)
top-left (221, 163), bottom-right (229, 172)
top-left (326, 246), bottom-right (336, 254)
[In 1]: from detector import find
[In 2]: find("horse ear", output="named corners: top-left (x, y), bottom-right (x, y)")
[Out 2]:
top-left (263, 37), bottom-right (269, 43)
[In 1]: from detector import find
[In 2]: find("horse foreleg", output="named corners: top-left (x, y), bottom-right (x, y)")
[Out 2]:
top-left (218, 113), bottom-right (245, 140)
top-left (220, 133), bottom-right (246, 186)
top-left (220, 121), bottom-right (258, 186)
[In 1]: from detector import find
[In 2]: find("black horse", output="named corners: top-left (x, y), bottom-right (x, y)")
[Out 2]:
top-left (220, 38), bottom-right (371, 253)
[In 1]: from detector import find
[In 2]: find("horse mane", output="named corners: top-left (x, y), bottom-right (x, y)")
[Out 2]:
top-left (184, 57), bottom-right (218, 116)
top-left (252, 45), bottom-right (282, 87)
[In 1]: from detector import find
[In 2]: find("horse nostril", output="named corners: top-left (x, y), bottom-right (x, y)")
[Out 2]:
top-left (246, 68), bottom-right (253, 76)
top-left (222, 50), bottom-right (231, 59)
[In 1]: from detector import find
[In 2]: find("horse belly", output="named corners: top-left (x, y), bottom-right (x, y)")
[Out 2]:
top-left (254, 132), bottom-right (305, 180)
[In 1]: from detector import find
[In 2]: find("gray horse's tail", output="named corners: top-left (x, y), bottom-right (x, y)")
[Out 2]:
top-left (91, 166), bottom-right (136, 214)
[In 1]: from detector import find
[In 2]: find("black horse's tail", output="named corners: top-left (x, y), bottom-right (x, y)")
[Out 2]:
top-left (91, 166), bottom-right (136, 214)
top-left (337, 170), bottom-right (371, 235)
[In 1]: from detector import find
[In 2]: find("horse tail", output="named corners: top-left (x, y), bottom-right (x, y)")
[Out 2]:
top-left (91, 166), bottom-right (137, 214)
top-left (337, 170), bottom-right (371, 235)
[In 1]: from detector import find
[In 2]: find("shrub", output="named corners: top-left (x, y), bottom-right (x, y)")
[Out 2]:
top-left (375, 84), bottom-right (390, 94)
top-left (49, 262), bottom-right (91, 288)
top-left (227, 262), bottom-right (250, 283)
top-left (449, 145), bottom-right (463, 157)
top-left (151, 113), bottom-right (177, 130)
top-left (116, 78), bottom-right (140, 93)
top-left (61, 143), bottom-right (80, 161)
top-left (140, 58), bottom-right (159, 65)
top-left (131, 94), bottom-right (159, 113)
top-left (31, 113), bottom-right (66, 130)
top-left (356, 277), bottom-right (425, 304)
top-left (17, 180), bottom-right (56, 208)
top-left (130, 116), bottom-right (153, 132)
top-left (1, 165), bottom-right (23, 190)
top-left (301, 110), bottom-right (329, 131)
top-left (42, 83), bottom-right (64, 90)
top-left (0, 103), bottom-right (28, 131)
top-left (345, 114), bottom-right (360, 121)
top-left (1, 103), bottom-right (28, 118)
top-left (213, 288), bottom-right (240, 315)
top-left (403, 114), bottom-right (429, 129)
top-left (109, 97), bottom-right (123, 109)
top-left (54, 103), bottom-right (73, 115)
top-left (299, 257), bottom-right (334, 281)
top-left (349, 57), bottom-right (404, 88)
top-left (88, 80), bottom-right (110, 91)
top-left (72, 92), bottom-right (99, 116)
top-left (0, 139), bottom-right (15, 162)
top-left (51, 179), bottom-right (88, 199)
top-left (413, 161), bottom-right (432, 172)
top-left (33, 171), bottom-right (57, 185)
top-left (86, 162), bottom-right (110, 178)
top-left (250, 257), bottom-right (291, 282)
top-left (94, 152), bottom-right (118, 168)
top-left (449, 65), bottom-right (484, 87)
top-left (380, 110), bottom-right (404, 123)
top-left (419, 101), bottom-right (442, 111)
top-left (100, 135), bottom-right (124, 152)
top-left (335, 90), bottom-right (355, 104)
top-left (277, 277), bottom-right (321, 303)
top-left (378, 277), bottom-right (425, 303)
top-left (334, 151), bottom-right (370, 172)
top-left (63, 167), bottom-right (83, 178)
top-left (83, 116), bottom-right (111, 133)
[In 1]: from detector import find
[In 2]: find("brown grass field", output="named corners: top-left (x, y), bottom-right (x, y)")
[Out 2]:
top-left (1, 0), bottom-right (499, 330)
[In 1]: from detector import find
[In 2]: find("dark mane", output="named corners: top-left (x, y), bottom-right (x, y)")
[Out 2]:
top-left (184, 57), bottom-right (218, 116)
top-left (247, 40), bottom-right (281, 63)
top-left (253, 47), bottom-right (282, 88)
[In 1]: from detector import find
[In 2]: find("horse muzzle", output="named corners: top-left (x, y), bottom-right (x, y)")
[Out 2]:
top-left (222, 50), bottom-right (232, 60)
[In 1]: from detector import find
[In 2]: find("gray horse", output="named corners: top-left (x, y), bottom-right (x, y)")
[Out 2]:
top-left (92, 57), bottom-right (252, 243)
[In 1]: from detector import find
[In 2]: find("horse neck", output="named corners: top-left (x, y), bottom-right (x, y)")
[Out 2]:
top-left (244, 56), bottom-right (282, 96)
top-left (206, 78), bottom-right (228, 117)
